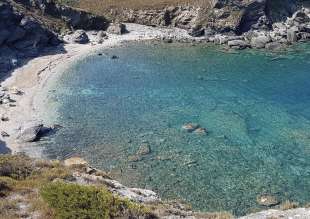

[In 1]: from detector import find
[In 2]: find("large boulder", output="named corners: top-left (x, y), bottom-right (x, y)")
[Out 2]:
top-left (265, 41), bottom-right (284, 50)
top-left (250, 34), bottom-right (271, 48)
top-left (287, 27), bottom-right (298, 42)
top-left (292, 10), bottom-right (310, 23)
top-left (228, 39), bottom-right (249, 49)
top-left (63, 30), bottom-right (89, 44)
top-left (17, 121), bottom-right (44, 142)
top-left (107, 23), bottom-right (128, 35)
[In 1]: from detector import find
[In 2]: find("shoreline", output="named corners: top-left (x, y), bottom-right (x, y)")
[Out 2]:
top-left (1, 23), bottom-right (310, 218)
top-left (0, 23), bottom-right (196, 156)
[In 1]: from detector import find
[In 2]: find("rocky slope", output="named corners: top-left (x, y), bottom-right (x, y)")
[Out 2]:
top-left (106, 0), bottom-right (304, 33)
top-left (102, 0), bottom-right (310, 49)
top-left (0, 1), bottom-right (59, 75)
top-left (0, 0), bottom-right (109, 76)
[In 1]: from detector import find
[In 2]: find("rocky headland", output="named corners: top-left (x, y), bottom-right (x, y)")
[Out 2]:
top-left (1, 0), bottom-right (310, 218)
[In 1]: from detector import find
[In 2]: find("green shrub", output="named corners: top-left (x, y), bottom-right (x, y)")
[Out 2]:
top-left (40, 182), bottom-right (148, 219)
top-left (0, 154), bottom-right (34, 180)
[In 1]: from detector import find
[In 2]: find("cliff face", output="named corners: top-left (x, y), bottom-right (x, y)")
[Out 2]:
top-left (104, 0), bottom-right (306, 35)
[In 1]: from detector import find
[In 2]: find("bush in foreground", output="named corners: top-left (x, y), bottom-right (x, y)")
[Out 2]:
top-left (40, 181), bottom-right (150, 219)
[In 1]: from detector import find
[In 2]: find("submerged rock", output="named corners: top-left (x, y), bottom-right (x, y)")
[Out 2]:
top-left (137, 143), bottom-right (151, 156)
top-left (128, 143), bottom-right (152, 162)
top-left (128, 155), bottom-right (143, 162)
top-left (182, 123), bottom-right (200, 132)
top-left (194, 127), bottom-right (208, 135)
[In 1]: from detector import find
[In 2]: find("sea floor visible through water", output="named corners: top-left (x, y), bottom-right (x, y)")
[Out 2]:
top-left (35, 42), bottom-right (310, 216)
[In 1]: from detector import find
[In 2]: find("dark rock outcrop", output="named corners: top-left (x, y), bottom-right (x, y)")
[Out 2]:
top-left (0, 0), bottom-right (110, 75)
top-left (13, 0), bottom-right (110, 31)
top-left (0, 1), bottom-right (60, 75)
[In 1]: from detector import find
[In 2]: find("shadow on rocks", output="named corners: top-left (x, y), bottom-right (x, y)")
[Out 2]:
top-left (0, 1), bottom-right (67, 81)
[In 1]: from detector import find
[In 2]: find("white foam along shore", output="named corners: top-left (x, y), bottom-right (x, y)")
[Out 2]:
top-left (0, 23), bottom-right (195, 156)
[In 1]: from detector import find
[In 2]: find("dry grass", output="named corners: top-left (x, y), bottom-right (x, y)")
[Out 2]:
top-left (70, 0), bottom-right (212, 16)
top-left (78, 0), bottom-right (205, 10)
top-left (195, 211), bottom-right (234, 219)
top-left (0, 199), bottom-right (19, 219)
top-left (279, 200), bottom-right (299, 210)
top-left (266, 217), bottom-right (280, 219)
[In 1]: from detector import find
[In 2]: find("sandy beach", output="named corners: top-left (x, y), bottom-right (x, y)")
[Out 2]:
top-left (0, 23), bottom-right (194, 156)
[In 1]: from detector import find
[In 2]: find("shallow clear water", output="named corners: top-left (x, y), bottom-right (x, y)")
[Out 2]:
top-left (40, 43), bottom-right (310, 216)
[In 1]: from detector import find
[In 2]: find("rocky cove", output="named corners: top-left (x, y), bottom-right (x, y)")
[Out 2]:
top-left (1, 0), bottom-right (310, 218)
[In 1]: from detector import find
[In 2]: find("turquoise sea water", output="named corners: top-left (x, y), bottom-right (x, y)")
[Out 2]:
top-left (40, 43), bottom-right (310, 216)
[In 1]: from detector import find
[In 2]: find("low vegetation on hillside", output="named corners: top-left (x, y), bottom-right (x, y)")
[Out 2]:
top-left (0, 154), bottom-right (234, 219)
top-left (58, 0), bottom-right (210, 16)
top-left (0, 154), bottom-right (149, 219)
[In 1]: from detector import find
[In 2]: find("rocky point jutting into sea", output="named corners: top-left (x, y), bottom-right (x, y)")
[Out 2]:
top-left (1, 0), bottom-right (310, 218)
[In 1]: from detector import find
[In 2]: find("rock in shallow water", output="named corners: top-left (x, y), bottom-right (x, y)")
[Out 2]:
top-left (137, 143), bottom-right (151, 156)
top-left (227, 40), bottom-right (249, 49)
top-left (256, 194), bottom-right (279, 207)
top-left (16, 121), bottom-right (54, 142)
top-left (17, 121), bottom-right (43, 142)
top-left (128, 155), bottom-right (143, 162)
top-left (194, 127), bottom-right (208, 135)
top-left (182, 123), bottom-right (200, 132)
